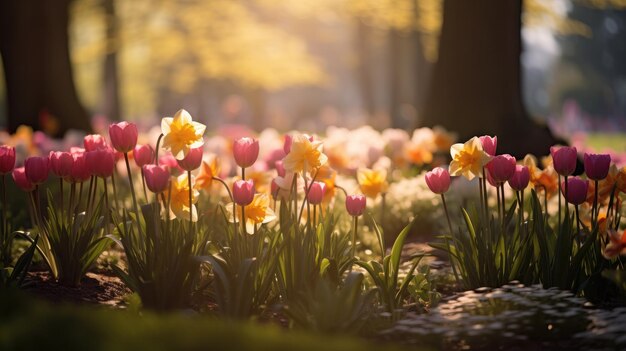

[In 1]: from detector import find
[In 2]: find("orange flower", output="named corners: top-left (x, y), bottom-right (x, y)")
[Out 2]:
top-left (524, 154), bottom-right (558, 197)
top-left (357, 168), bottom-right (389, 198)
top-left (405, 144), bottom-right (433, 166)
top-left (195, 154), bottom-right (220, 192)
top-left (603, 228), bottom-right (626, 259)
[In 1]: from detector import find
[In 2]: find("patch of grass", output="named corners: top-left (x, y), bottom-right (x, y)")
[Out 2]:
top-left (584, 133), bottom-right (626, 152)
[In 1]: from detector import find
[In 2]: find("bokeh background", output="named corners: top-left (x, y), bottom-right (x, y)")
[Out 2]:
top-left (0, 0), bottom-right (625, 152)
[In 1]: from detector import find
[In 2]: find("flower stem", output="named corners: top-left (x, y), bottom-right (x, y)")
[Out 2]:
top-left (592, 179), bottom-right (599, 227)
top-left (154, 134), bottom-right (164, 165)
top-left (188, 170), bottom-right (193, 233)
top-left (124, 152), bottom-right (143, 236)
top-left (557, 175), bottom-right (562, 231)
top-left (441, 194), bottom-right (460, 285)
top-left (351, 215), bottom-right (358, 262)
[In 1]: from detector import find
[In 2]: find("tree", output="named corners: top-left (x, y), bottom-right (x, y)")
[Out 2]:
top-left (420, 0), bottom-right (560, 158)
top-left (0, 0), bottom-right (91, 136)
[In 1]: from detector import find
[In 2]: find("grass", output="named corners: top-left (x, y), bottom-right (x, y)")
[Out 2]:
top-left (584, 133), bottom-right (626, 152)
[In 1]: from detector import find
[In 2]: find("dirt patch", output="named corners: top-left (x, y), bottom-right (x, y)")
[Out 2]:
top-left (22, 271), bottom-right (130, 307)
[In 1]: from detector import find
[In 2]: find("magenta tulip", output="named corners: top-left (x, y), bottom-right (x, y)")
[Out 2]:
top-left (49, 151), bottom-right (74, 178)
top-left (485, 169), bottom-right (498, 188)
top-left (159, 154), bottom-right (184, 176)
top-left (69, 152), bottom-right (91, 183)
top-left (0, 146), bottom-right (16, 174)
top-left (12, 167), bottom-right (34, 192)
top-left (85, 149), bottom-right (115, 178)
top-left (550, 146), bottom-right (577, 176)
top-left (346, 194), bottom-right (366, 217)
top-left (584, 153), bottom-right (611, 181)
top-left (486, 154), bottom-right (516, 183)
top-left (133, 144), bottom-right (154, 167)
top-left (84, 134), bottom-right (108, 152)
top-left (177, 146), bottom-right (203, 171)
top-left (508, 165), bottom-right (530, 191)
top-left (143, 165), bottom-right (170, 193)
top-left (561, 177), bottom-right (588, 205)
top-left (233, 179), bottom-right (255, 206)
top-left (233, 137), bottom-right (259, 168)
top-left (109, 122), bottom-right (138, 153)
top-left (425, 167), bottom-right (451, 194)
top-left (307, 181), bottom-right (326, 205)
top-left (24, 156), bottom-right (49, 185)
top-left (479, 135), bottom-right (497, 156)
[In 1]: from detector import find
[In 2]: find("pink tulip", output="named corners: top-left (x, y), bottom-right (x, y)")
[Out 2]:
top-left (283, 135), bottom-right (293, 155)
top-left (69, 152), bottom-right (91, 183)
top-left (233, 179), bottom-right (255, 206)
top-left (307, 181), bottom-right (326, 205)
top-left (275, 160), bottom-right (286, 177)
top-left (486, 154), bottom-right (516, 183)
top-left (485, 169), bottom-right (498, 187)
top-left (49, 151), bottom-right (74, 178)
top-left (233, 137), bottom-right (259, 168)
top-left (159, 154), bottom-right (184, 176)
top-left (84, 134), bottom-right (108, 152)
top-left (109, 122), bottom-right (138, 153)
top-left (143, 165), bottom-right (170, 193)
top-left (69, 146), bottom-right (85, 154)
top-left (479, 135), bottom-right (497, 156)
top-left (133, 144), bottom-right (154, 168)
top-left (24, 156), bottom-right (49, 185)
top-left (177, 146), bottom-right (203, 171)
top-left (561, 177), bottom-right (588, 205)
top-left (346, 194), bottom-right (366, 217)
top-left (85, 149), bottom-right (115, 178)
top-left (584, 153), bottom-right (611, 181)
top-left (550, 146), bottom-right (577, 176)
top-left (425, 167), bottom-right (451, 194)
top-left (12, 167), bottom-right (34, 192)
top-left (508, 165), bottom-right (530, 191)
top-left (0, 146), bottom-right (16, 174)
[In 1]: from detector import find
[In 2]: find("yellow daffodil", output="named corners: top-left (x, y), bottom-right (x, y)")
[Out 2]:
top-left (317, 165), bottom-right (337, 204)
top-left (195, 154), bottom-right (220, 191)
top-left (227, 193), bottom-right (276, 234)
top-left (449, 137), bottom-right (491, 180)
top-left (283, 134), bottom-right (328, 174)
top-left (161, 109), bottom-right (206, 160)
top-left (169, 173), bottom-right (200, 222)
top-left (357, 168), bottom-right (389, 198)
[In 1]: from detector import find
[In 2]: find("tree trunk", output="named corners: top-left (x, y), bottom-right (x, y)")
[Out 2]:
top-left (0, 0), bottom-right (91, 136)
top-left (101, 0), bottom-right (121, 121)
top-left (421, 0), bottom-right (559, 158)
top-left (356, 20), bottom-right (376, 121)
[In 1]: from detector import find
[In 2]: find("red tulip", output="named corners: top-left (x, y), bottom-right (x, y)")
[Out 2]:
top-left (49, 151), bottom-right (74, 178)
top-left (584, 153), bottom-right (611, 181)
top-left (508, 165), bottom-right (530, 191)
top-left (12, 167), bottom-right (34, 192)
top-left (550, 146), bottom-right (577, 176)
top-left (24, 156), bottom-right (49, 185)
top-left (133, 144), bottom-right (154, 167)
top-left (69, 152), bottom-right (91, 183)
top-left (0, 146), bottom-right (16, 174)
top-left (561, 177), bottom-right (588, 205)
top-left (84, 134), bottom-right (108, 152)
top-left (346, 194), bottom-right (366, 217)
top-left (425, 167), bottom-right (451, 194)
top-left (143, 165), bottom-right (170, 193)
top-left (233, 137), bottom-right (259, 168)
top-left (479, 135), bottom-right (497, 156)
top-left (85, 149), bottom-right (115, 178)
top-left (307, 181), bottom-right (326, 205)
top-left (486, 154), bottom-right (516, 183)
top-left (233, 179), bottom-right (255, 206)
top-left (109, 122), bottom-right (138, 153)
top-left (177, 146), bottom-right (203, 171)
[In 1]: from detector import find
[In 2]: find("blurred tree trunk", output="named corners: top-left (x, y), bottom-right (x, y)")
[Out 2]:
top-left (389, 29), bottom-right (404, 129)
top-left (421, 0), bottom-right (558, 157)
top-left (0, 0), bottom-right (91, 136)
top-left (101, 0), bottom-right (121, 121)
top-left (356, 21), bottom-right (376, 122)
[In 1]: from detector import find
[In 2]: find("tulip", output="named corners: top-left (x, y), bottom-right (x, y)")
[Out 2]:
top-left (85, 149), bottom-right (115, 178)
top-left (133, 144), bottom-right (154, 168)
top-left (283, 134), bottom-right (293, 155)
top-left (12, 167), bottom-right (34, 192)
top-left (24, 156), bottom-right (49, 185)
top-left (508, 165), bottom-right (530, 191)
top-left (233, 137), bottom-right (259, 169)
top-left (143, 165), bottom-right (170, 193)
top-left (425, 167), bottom-right (451, 194)
top-left (561, 177), bottom-right (588, 205)
top-left (84, 134), bottom-right (108, 152)
top-left (233, 179), bottom-right (255, 206)
top-left (69, 152), bottom-right (91, 183)
top-left (346, 194), bottom-right (366, 217)
top-left (550, 146), bottom-right (577, 176)
top-left (109, 122), bottom-right (138, 153)
top-left (485, 169), bottom-right (498, 188)
top-left (307, 181), bottom-right (326, 205)
top-left (584, 153), bottom-right (611, 181)
top-left (0, 146), bottom-right (16, 174)
top-left (486, 154), bottom-right (516, 183)
top-left (479, 135), bottom-right (497, 156)
top-left (275, 160), bottom-right (286, 177)
top-left (177, 146), bottom-right (203, 171)
top-left (49, 151), bottom-right (74, 178)
top-left (159, 154), bottom-right (183, 176)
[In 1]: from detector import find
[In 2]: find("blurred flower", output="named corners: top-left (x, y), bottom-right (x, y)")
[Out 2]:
top-left (159, 154), bottom-right (183, 176)
top-left (283, 134), bottom-right (327, 174)
top-left (227, 193), bottom-right (276, 234)
top-left (133, 144), bottom-right (154, 168)
top-left (49, 151), bottom-right (74, 179)
top-left (486, 154), bottom-right (516, 184)
top-left (433, 126), bottom-right (457, 152)
top-left (478, 135), bottom-right (497, 156)
top-left (84, 134), bottom-right (108, 152)
top-left (12, 167), bottom-right (34, 192)
top-left (69, 152), bottom-right (90, 183)
top-left (346, 194), bottom-right (366, 216)
top-left (143, 165), bottom-right (170, 194)
top-left (109, 122), bottom-right (138, 153)
top-left (233, 137), bottom-right (259, 169)
top-left (562, 177), bottom-right (588, 205)
top-left (425, 167), bottom-right (451, 194)
top-left (524, 154), bottom-right (558, 197)
top-left (85, 149), bottom-right (115, 178)
top-left (550, 146), bottom-right (577, 177)
top-left (24, 156), bottom-right (49, 184)
top-left (584, 153), bottom-right (611, 181)
top-left (0, 146), bottom-right (16, 174)
top-left (508, 165), bottom-right (530, 191)
top-left (195, 155), bottom-right (220, 192)
top-left (357, 168), bottom-right (388, 198)
top-left (161, 109), bottom-right (206, 160)
top-left (169, 173), bottom-right (199, 222)
top-left (603, 228), bottom-right (626, 259)
top-left (449, 137), bottom-right (491, 181)
top-left (177, 146), bottom-right (203, 171)
top-left (233, 179), bottom-right (255, 206)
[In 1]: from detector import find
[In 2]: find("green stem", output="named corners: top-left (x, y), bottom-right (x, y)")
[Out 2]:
top-left (188, 170), bottom-right (193, 233)
top-left (154, 134), bottom-right (164, 165)
top-left (441, 194), bottom-right (460, 286)
top-left (124, 153), bottom-right (143, 236)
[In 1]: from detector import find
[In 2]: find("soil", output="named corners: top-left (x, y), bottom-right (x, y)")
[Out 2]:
top-left (22, 270), bottom-right (130, 307)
